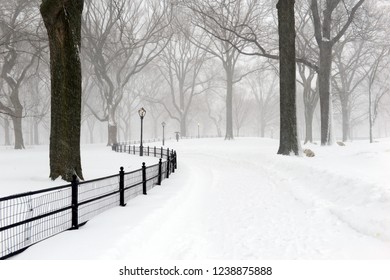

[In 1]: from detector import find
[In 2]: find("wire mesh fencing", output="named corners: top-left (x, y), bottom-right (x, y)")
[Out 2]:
top-left (0, 145), bottom-right (177, 260)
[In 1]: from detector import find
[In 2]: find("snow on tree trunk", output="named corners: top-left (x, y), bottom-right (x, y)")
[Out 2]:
top-left (276, 0), bottom-right (300, 156)
top-left (41, 0), bottom-right (84, 181)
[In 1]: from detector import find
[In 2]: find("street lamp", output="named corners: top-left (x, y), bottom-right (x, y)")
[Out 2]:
top-left (161, 121), bottom-right (166, 146)
top-left (138, 107), bottom-right (146, 156)
top-left (197, 123), bottom-right (200, 138)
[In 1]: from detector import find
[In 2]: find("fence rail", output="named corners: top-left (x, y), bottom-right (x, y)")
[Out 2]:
top-left (115, 135), bottom-right (221, 146)
top-left (0, 145), bottom-right (177, 260)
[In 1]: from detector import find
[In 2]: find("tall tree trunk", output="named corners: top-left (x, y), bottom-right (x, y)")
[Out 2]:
top-left (4, 117), bottom-right (11, 145)
top-left (11, 114), bottom-right (25, 149)
top-left (318, 43), bottom-right (333, 145)
top-left (304, 107), bottom-right (314, 144)
top-left (41, 0), bottom-right (84, 181)
top-left (369, 86), bottom-right (373, 143)
top-left (107, 104), bottom-right (117, 145)
top-left (108, 124), bottom-right (117, 146)
top-left (180, 118), bottom-right (187, 137)
top-left (341, 102), bottom-right (350, 142)
top-left (277, 0), bottom-right (299, 155)
top-left (225, 68), bottom-right (234, 140)
top-left (34, 121), bottom-right (39, 145)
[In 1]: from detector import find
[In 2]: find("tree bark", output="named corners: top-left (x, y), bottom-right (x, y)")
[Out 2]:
top-left (41, 0), bottom-right (84, 181)
top-left (341, 101), bottom-right (350, 142)
top-left (225, 67), bottom-right (234, 140)
top-left (11, 114), bottom-right (25, 149)
top-left (180, 118), bottom-right (187, 137)
top-left (108, 124), bottom-right (117, 146)
top-left (318, 42), bottom-right (333, 145)
top-left (4, 117), bottom-right (11, 146)
top-left (304, 107), bottom-right (314, 144)
top-left (277, 0), bottom-right (299, 155)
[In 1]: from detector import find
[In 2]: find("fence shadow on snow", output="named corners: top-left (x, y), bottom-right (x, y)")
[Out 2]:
top-left (0, 144), bottom-right (177, 260)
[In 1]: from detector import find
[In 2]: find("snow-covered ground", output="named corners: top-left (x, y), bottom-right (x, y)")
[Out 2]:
top-left (1, 138), bottom-right (390, 259)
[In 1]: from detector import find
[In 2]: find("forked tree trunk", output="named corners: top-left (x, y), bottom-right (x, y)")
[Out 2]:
top-left (276, 0), bottom-right (299, 155)
top-left (41, 0), bottom-right (84, 181)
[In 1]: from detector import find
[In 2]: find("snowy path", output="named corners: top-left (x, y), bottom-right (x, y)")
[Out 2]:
top-left (13, 138), bottom-right (390, 259)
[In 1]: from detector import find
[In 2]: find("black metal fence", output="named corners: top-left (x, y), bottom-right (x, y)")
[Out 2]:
top-left (116, 135), bottom-right (221, 146)
top-left (0, 145), bottom-right (177, 260)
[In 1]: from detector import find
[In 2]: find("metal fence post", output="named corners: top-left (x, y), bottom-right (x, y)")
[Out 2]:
top-left (171, 151), bottom-right (175, 173)
top-left (119, 167), bottom-right (126, 206)
top-left (174, 151), bottom-right (177, 169)
top-left (161, 147), bottom-right (163, 158)
top-left (128, 145), bottom-right (131, 154)
top-left (71, 175), bottom-right (79, 230)
top-left (157, 158), bottom-right (162, 185)
top-left (147, 146), bottom-right (150, 156)
top-left (142, 162), bottom-right (147, 195)
top-left (166, 152), bottom-right (170, 179)
top-left (154, 146), bottom-right (156, 157)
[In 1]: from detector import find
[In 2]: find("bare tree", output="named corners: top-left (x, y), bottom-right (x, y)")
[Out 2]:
top-left (0, 0), bottom-right (42, 149)
top-left (297, 63), bottom-right (319, 143)
top-left (205, 90), bottom-right (224, 137)
top-left (364, 47), bottom-right (389, 143)
top-left (311, 0), bottom-right (365, 145)
top-left (232, 88), bottom-right (253, 137)
top-left (247, 70), bottom-right (279, 138)
top-left (331, 40), bottom-right (369, 142)
top-left (82, 0), bottom-right (172, 145)
top-left (183, 0), bottom-right (254, 140)
top-left (155, 24), bottom-right (210, 137)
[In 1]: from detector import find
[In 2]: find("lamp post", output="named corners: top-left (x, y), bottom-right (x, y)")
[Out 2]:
top-left (138, 107), bottom-right (146, 156)
top-left (161, 121), bottom-right (166, 146)
top-left (197, 123), bottom-right (200, 138)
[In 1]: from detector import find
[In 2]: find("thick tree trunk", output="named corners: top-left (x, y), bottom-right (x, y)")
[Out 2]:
top-left (107, 124), bottom-right (117, 146)
top-left (304, 108), bottom-right (314, 144)
top-left (277, 0), bottom-right (299, 155)
top-left (33, 121), bottom-right (39, 145)
top-left (318, 43), bottom-right (333, 145)
top-left (11, 114), bottom-right (25, 149)
top-left (341, 102), bottom-right (350, 142)
top-left (225, 68), bottom-right (234, 140)
top-left (180, 118), bottom-right (187, 137)
top-left (41, 0), bottom-right (84, 181)
top-left (4, 117), bottom-right (11, 145)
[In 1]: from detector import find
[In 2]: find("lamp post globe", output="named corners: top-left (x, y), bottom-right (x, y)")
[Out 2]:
top-left (138, 107), bottom-right (146, 156)
top-left (161, 121), bottom-right (166, 146)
